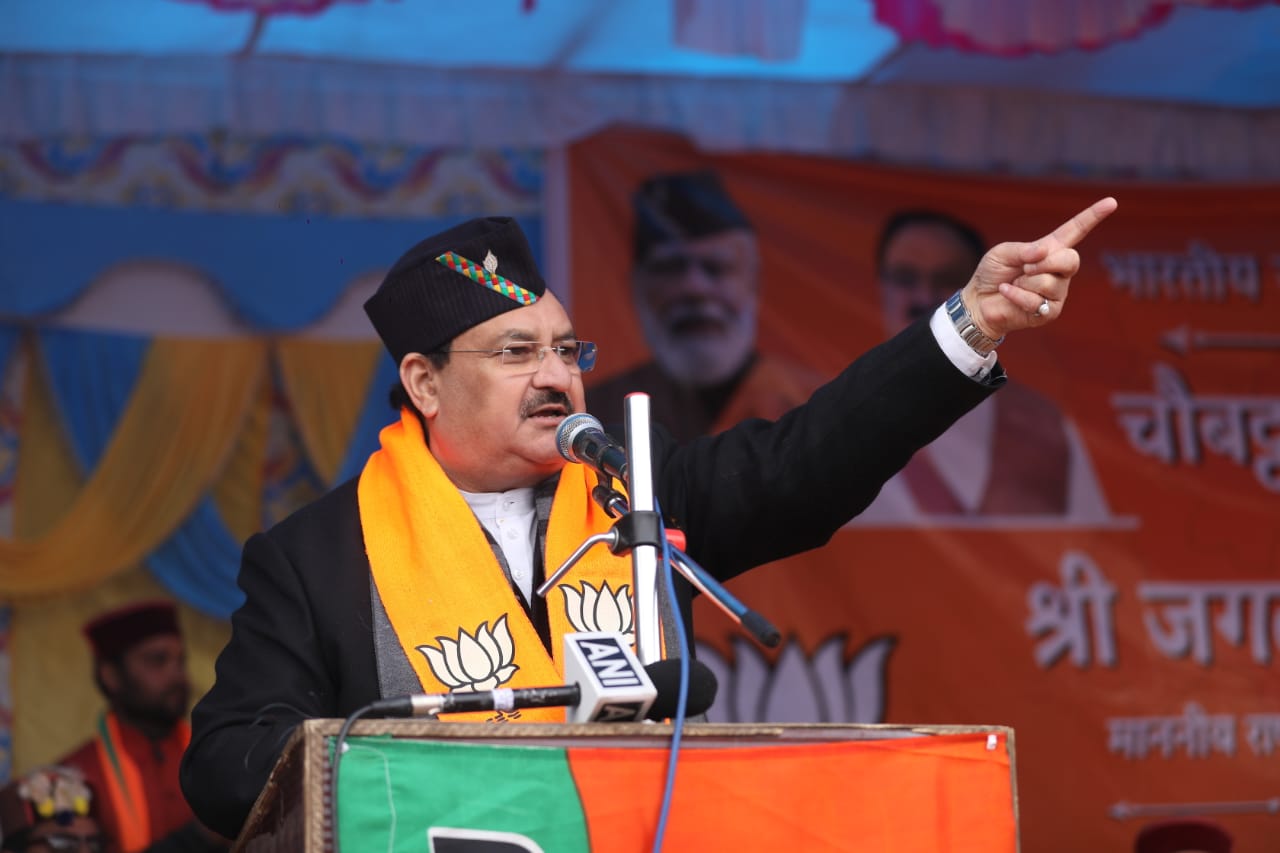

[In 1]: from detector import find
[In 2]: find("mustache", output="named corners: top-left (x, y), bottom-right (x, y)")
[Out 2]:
top-left (659, 297), bottom-right (738, 323)
top-left (520, 390), bottom-right (572, 418)
top-left (653, 300), bottom-right (742, 339)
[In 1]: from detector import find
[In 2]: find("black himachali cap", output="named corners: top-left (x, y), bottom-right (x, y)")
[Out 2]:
top-left (632, 170), bottom-right (753, 262)
top-left (83, 599), bottom-right (181, 661)
top-left (364, 217), bottom-right (548, 364)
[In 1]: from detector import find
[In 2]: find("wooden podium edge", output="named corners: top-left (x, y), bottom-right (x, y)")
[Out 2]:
top-left (235, 720), bottom-right (1019, 852)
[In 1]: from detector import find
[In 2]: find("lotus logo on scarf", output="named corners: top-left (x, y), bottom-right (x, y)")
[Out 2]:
top-left (417, 615), bottom-right (519, 693)
top-left (559, 581), bottom-right (634, 641)
top-left (695, 634), bottom-right (896, 723)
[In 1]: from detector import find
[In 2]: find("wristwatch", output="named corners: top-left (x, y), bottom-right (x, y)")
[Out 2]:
top-left (945, 290), bottom-right (1003, 355)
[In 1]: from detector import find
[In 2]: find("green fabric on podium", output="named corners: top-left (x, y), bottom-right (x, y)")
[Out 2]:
top-left (335, 738), bottom-right (590, 852)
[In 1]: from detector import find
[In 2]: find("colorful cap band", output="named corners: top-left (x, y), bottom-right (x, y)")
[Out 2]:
top-left (435, 250), bottom-right (538, 306)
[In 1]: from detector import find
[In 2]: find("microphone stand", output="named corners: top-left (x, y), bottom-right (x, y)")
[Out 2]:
top-left (537, 397), bottom-right (663, 663)
top-left (539, 395), bottom-right (781, 652)
top-left (623, 393), bottom-right (664, 665)
top-left (542, 485), bottom-right (781, 649)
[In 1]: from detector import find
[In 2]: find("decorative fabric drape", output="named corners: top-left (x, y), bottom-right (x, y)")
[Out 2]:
top-left (0, 329), bottom-right (412, 612)
top-left (36, 329), bottom-right (149, 469)
top-left (274, 339), bottom-right (387, 486)
top-left (0, 338), bottom-right (265, 594)
top-left (210, 377), bottom-right (271, 545)
top-left (335, 353), bottom-right (402, 484)
top-left (31, 329), bottom-right (245, 615)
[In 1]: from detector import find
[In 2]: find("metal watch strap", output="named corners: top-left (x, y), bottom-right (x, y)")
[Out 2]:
top-left (945, 290), bottom-right (1003, 355)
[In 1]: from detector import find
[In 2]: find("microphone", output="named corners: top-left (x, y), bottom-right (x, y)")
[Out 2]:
top-left (557, 413), bottom-right (628, 482)
top-left (384, 658), bottom-right (717, 720)
top-left (562, 631), bottom-right (655, 722)
top-left (643, 658), bottom-right (718, 720)
top-left (370, 632), bottom-right (659, 723)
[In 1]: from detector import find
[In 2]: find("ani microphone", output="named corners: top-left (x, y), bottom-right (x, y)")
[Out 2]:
top-left (368, 632), bottom-right (718, 722)
top-left (370, 632), bottom-right (654, 722)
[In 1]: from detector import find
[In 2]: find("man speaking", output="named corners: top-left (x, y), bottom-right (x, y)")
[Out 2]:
top-left (182, 199), bottom-right (1118, 839)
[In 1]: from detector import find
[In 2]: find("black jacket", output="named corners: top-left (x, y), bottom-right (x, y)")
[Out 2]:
top-left (180, 317), bottom-right (999, 838)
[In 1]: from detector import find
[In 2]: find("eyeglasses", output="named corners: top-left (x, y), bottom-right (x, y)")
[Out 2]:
top-left (443, 341), bottom-right (598, 373)
top-left (27, 832), bottom-right (107, 852)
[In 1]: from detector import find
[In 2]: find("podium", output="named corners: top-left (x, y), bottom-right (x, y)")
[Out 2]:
top-left (234, 719), bottom-right (1018, 852)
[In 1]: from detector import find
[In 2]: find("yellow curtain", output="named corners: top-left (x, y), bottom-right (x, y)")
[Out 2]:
top-left (12, 334), bottom-right (81, 541)
top-left (211, 375), bottom-right (271, 543)
top-left (0, 338), bottom-right (266, 594)
top-left (274, 339), bottom-right (384, 484)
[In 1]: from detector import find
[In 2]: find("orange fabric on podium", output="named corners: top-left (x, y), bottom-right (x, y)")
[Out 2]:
top-left (569, 732), bottom-right (1016, 852)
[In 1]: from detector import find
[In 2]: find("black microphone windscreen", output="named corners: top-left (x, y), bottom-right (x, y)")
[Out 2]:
top-left (643, 659), bottom-right (718, 720)
top-left (556, 412), bottom-right (603, 462)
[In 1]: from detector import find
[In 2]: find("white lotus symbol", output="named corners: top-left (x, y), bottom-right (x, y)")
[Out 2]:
top-left (695, 634), bottom-right (896, 723)
top-left (559, 580), bottom-right (633, 640)
top-left (416, 615), bottom-right (519, 692)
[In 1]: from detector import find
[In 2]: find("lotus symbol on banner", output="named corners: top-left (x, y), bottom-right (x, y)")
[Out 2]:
top-left (695, 635), bottom-right (896, 723)
top-left (559, 580), bottom-right (634, 641)
top-left (417, 615), bottom-right (519, 692)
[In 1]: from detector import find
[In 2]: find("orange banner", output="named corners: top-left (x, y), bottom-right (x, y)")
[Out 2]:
top-left (570, 733), bottom-right (1015, 852)
top-left (568, 127), bottom-right (1280, 852)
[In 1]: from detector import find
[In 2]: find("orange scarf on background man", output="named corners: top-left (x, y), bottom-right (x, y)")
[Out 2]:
top-left (358, 411), bottom-right (635, 721)
top-left (92, 712), bottom-right (191, 853)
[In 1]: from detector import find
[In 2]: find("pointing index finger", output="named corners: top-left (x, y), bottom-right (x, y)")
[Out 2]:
top-left (1041, 197), bottom-right (1119, 252)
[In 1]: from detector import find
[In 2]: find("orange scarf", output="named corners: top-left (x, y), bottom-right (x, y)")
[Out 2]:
top-left (358, 411), bottom-right (635, 721)
top-left (92, 712), bottom-right (191, 853)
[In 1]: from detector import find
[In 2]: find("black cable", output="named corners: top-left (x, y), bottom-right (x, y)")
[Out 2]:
top-left (330, 702), bottom-right (378, 853)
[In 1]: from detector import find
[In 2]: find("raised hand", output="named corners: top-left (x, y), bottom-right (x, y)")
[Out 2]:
top-left (964, 197), bottom-right (1118, 341)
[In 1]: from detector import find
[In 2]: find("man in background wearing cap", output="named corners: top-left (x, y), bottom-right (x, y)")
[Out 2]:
top-left (58, 601), bottom-right (227, 853)
top-left (182, 201), bottom-right (1117, 839)
top-left (587, 170), bottom-right (827, 442)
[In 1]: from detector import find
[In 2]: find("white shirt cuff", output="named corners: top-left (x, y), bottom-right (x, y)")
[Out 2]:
top-left (930, 304), bottom-right (999, 380)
